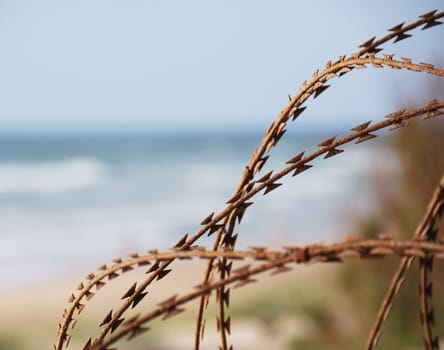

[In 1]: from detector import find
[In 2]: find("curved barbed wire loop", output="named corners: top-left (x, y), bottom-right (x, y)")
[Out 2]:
top-left (54, 8), bottom-right (444, 350)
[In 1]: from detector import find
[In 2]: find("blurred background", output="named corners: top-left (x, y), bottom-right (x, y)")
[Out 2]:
top-left (0, 1), bottom-right (443, 349)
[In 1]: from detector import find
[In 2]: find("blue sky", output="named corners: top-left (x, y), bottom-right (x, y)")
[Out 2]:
top-left (0, 1), bottom-right (443, 134)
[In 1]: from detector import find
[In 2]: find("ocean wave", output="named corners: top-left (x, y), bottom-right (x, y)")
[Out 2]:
top-left (0, 158), bottom-right (107, 195)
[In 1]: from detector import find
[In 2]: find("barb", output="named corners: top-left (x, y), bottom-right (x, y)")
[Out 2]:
top-left (357, 10), bottom-right (444, 57)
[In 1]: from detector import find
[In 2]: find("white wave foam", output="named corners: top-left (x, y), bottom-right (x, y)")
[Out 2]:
top-left (0, 158), bottom-right (107, 195)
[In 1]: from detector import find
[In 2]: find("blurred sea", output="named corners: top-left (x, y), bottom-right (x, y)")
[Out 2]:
top-left (0, 131), bottom-right (396, 291)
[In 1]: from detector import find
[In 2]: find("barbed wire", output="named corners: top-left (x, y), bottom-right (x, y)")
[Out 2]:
top-left (54, 8), bottom-right (444, 350)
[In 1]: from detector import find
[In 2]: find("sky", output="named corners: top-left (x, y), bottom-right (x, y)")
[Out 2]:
top-left (0, 1), bottom-right (443, 134)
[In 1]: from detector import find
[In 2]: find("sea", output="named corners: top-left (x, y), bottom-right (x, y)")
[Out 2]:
top-left (0, 130), bottom-right (396, 291)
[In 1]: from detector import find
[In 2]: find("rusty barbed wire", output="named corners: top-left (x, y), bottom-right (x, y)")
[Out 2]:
top-left (54, 8), bottom-right (444, 350)
top-left (71, 237), bottom-right (444, 350)
top-left (195, 10), bottom-right (444, 348)
top-left (54, 99), bottom-right (444, 350)
top-left (366, 174), bottom-right (444, 350)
